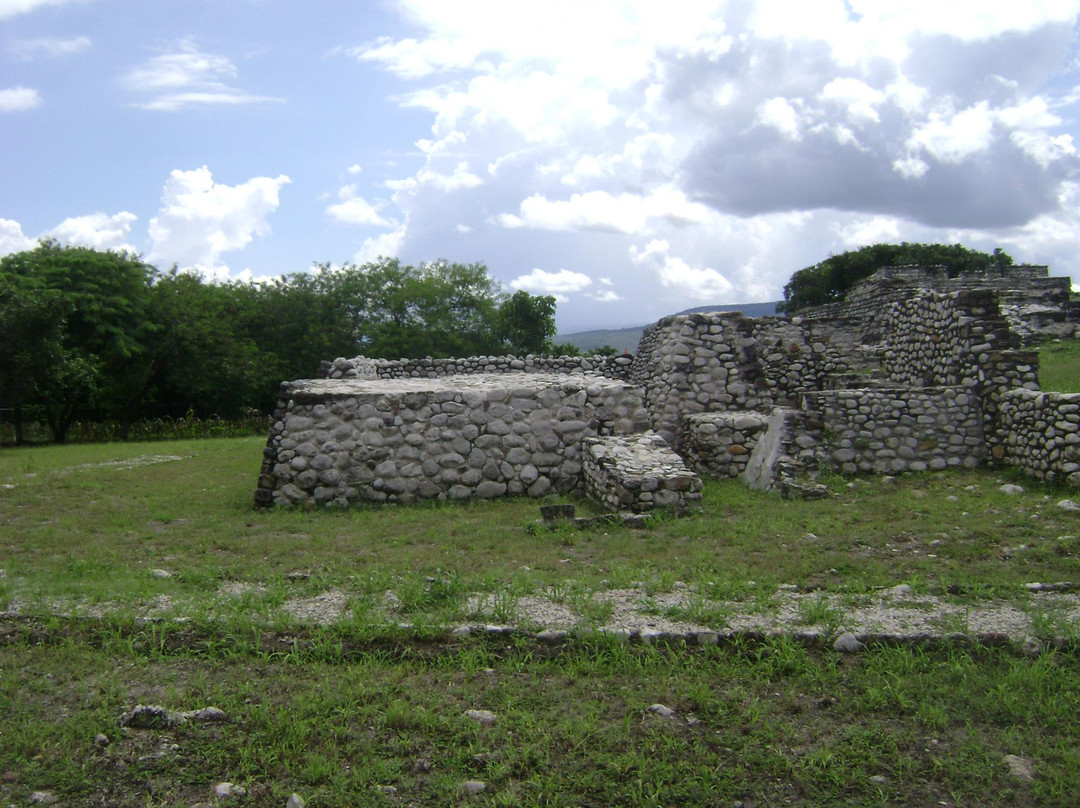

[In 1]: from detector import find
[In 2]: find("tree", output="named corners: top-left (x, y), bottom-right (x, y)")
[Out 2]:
top-left (496, 291), bottom-right (557, 355)
top-left (323, 258), bottom-right (503, 359)
top-left (0, 274), bottom-right (69, 442)
top-left (145, 269), bottom-right (267, 419)
top-left (0, 241), bottom-right (156, 440)
top-left (777, 243), bottom-right (1015, 314)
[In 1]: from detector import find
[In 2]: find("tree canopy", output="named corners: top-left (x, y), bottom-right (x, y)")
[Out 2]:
top-left (777, 243), bottom-right (1015, 314)
top-left (0, 246), bottom-right (558, 442)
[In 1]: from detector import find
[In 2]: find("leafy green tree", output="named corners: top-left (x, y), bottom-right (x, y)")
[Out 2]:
top-left (550, 341), bottom-right (582, 357)
top-left (778, 243), bottom-right (1015, 314)
top-left (497, 290), bottom-right (557, 355)
top-left (326, 258), bottom-right (503, 359)
top-left (0, 241), bottom-right (156, 440)
top-left (145, 269), bottom-right (268, 418)
top-left (0, 274), bottom-right (69, 442)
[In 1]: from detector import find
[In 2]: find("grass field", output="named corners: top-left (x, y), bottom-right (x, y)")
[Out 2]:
top-left (1038, 338), bottom-right (1080, 392)
top-left (2, 437), bottom-right (1080, 806)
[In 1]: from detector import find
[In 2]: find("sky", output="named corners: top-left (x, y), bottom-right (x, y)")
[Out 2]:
top-left (3, 1), bottom-right (1080, 333)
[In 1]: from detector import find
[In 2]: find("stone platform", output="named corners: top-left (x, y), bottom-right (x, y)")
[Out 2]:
top-left (254, 373), bottom-right (651, 508)
top-left (582, 432), bottom-right (702, 513)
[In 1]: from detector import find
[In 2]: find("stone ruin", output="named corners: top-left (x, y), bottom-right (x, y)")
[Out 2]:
top-left (255, 264), bottom-right (1080, 511)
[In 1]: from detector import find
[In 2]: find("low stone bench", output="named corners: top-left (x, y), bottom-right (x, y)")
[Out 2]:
top-left (582, 432), bottom-right (702, 513)
top-left (680, 411), bottom-right (771, 478)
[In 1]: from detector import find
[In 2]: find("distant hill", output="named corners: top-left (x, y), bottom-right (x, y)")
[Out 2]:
top-left (557, 301), bottom-right (781, 354)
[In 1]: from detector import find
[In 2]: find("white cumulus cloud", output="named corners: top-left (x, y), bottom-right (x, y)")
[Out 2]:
top-left (148, 166), bottom-right (290, 278)
top-left (907, 102), bottom-right (996, 163)
top-left (629, 239), bottom-right (734, 301)
top-left (499, 187), bottom-right (710, 234)
top-left (46, 211), bottom-right (138, 253)
top-left (0, 86), bottom-right (42, 112)
top-left (326, 186), bottom-right (394, 227)
top-left (0, 218), bottom-right (37, 255)
top-left (509, 268), bottom-right (593, 302)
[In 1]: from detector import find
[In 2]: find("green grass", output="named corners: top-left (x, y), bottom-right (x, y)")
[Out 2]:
top-left (1037, 339), bottom-right (1080, 393)
top-left (1, 437), bottom-right (1078, 621)
top-left (2, 438), bottom-right (1080, 805)
top-left (2, 628), bottom-right (1079, 806)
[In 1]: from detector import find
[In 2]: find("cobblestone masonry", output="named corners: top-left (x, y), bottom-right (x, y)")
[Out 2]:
top-left (801, 387), bottom-right (986, 474)
top-left (320, 354), bottom-right (633, 382)
top-left (680, 411), bottom-right (771, 478)
top-left (254, 374), bottom-right (650, 508)
top-left (998, 390), bottom-right (1080, 486)
top-left (880, 289), bottom-right (1039, 456)
top-left (582, 432), bottom-right (702, 513)
top-left (257, 279), bottom-right (1076, 507)
top-left (800, 264), bottom-right (1079, 344)
top-left (629, 311), bottom-right (864, 450)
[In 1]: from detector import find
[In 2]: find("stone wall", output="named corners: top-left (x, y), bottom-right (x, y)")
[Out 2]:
top-left (256, 279), bottom-right (1075, 508)
top-left (321, 354), bottom-right (633, 382)
top-left (997, 390), bottom-right (1080, 486)
top-left (254, 373), bottom-right (650, 508)
top-left (629, 311), bottom-right (864, 449)
top-left (880, 289), bottom-right (1039, 453)
top-left (680, 411), bottom-right (770, 478)
top-left (801, 387), bottom-right (985, 474)
top-left (800, 264), bottom-right (1078, 343)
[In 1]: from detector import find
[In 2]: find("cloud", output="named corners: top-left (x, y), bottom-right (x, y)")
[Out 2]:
top-left (834, 216), bottom-right (902, 246)
top-left (9, 35), bottom-right (92, 59)
top-left (0, 0), bottom-right (88, 19)
top-left (757, 97), bottom-right (803, 140)
top-left (354, 226), bottom-right (407, 264)
top-left (335, 0), bottom-right (1080, 327)
top-left (591, 289), bottom-right (623, 303)
top-left (148, 166), bottom-right (290, 277)
top-left (326, 186), bottom-right (395, 227)
top-left (821, 77), bottom-right (885, 124)
top-left (509, 268), bottom-right (593, 302)
top-left (907, 102), bottom-right (996, 163)
top-left (122, 39), bottom-right (284, 111)
top-left (417, 161), bottom-right (482, 191)
top-left (629, 239), bottom-right (734, 301)
top-left (0, 87), bottom-right (42, 112)
top-left (0, 218), bottom-right (37, 255)
top-left (46, 211), bottom-right (138, 253)
top-left (498, 187), bottom-right (710, 234)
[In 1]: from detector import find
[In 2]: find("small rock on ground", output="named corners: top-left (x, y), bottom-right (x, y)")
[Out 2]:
top-left (185, 706), bottom-right (228, 723)
top-left (1003, 754), bottom-right (1035, 781)
top-left (648, 703), bottom-right (676, 717)
top-left (286, 794), bottom-right (306, 808)
top-left (462, 780), bottom-right (487, 795)
top-left (463, 709), bottom-right (496, 724)
top-left (119, 704), bottom-right (184, 729)
top-left (1057, 499), bottom-right (1080, 511)
top-left (1000, 484), bottom-right (1025, 496)
top-left (833, 633), bottom-right (866, 653)
top-left (213, 782), bottom-right (246, 799)
top-left (29, 792), bottom-right (59, 805)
